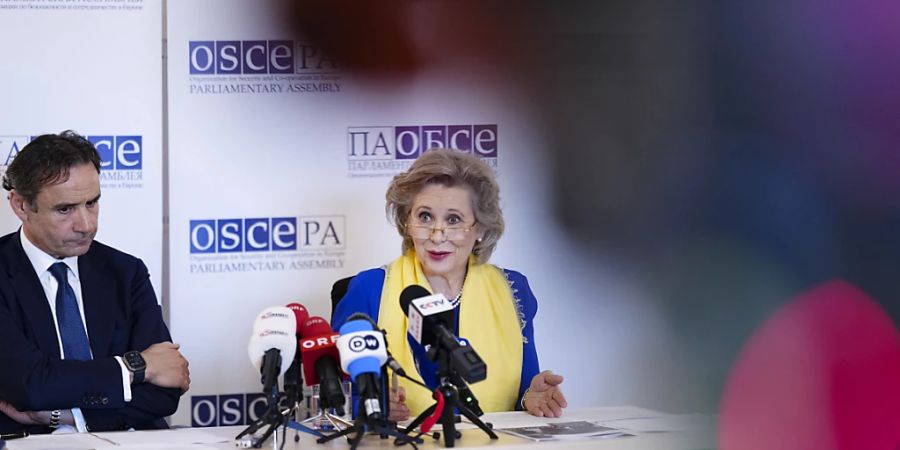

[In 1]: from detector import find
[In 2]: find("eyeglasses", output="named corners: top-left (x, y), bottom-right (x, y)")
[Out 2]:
top-left (408, 217), bottom-right (477, 242)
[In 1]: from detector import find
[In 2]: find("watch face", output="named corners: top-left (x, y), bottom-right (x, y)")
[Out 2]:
top-left (124, 351), bottom-right (146, 371)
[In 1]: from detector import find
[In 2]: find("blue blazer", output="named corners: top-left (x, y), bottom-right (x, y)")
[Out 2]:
top-left (0, 232), bottom-right (181, 433)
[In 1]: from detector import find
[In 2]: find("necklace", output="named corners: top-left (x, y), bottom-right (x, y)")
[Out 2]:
top-left (449, 289), bottom-right (463, 308)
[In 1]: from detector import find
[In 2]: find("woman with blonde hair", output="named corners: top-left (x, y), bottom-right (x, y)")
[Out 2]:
top-left (333, 149), bottom-right (566, 420)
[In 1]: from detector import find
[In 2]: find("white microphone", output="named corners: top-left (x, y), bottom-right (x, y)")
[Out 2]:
top-left (247, 306), bottom-right (297, 394)
top-left (251, 306), bottom-right (296, 334)
top-left (336, 330), bottom-right (388, 376)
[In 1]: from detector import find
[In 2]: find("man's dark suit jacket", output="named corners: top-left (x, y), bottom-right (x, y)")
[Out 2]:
top-left (0, 231), bottom-right (181, 433)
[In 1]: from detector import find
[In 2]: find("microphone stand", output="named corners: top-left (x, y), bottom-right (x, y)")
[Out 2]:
top-left (297, 407), bottom-right (354, 433)
top-left (403, 347), bottom-right (497, 448)
top-left (281, 360), bottom-right (329, 443)
top-left (282, 361), bottom-right (328, 442)
top-left (237, 360), bottom-right (323, 448)
top-left (234, 384), bottom-right (287, 448)
top-left (316, 372), bottom-right (420, 450)
top-left (295, 382), bottom-right (353, 433)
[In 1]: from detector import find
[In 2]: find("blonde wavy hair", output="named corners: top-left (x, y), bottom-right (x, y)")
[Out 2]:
top-left (386, 149), bottom-right (504, 264)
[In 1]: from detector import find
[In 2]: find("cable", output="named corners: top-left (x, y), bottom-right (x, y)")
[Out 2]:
top-left (389, 367), bottom-right (431, 391)
top-left (420, 391), bottom-right (445, 433)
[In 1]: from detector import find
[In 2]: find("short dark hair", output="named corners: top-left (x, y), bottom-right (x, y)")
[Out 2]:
top-left (2, 131), bottom-right (101, 205)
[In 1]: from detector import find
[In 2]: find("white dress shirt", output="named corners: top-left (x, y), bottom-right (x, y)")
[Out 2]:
top-left (19, 229), bottom-right (132, 432)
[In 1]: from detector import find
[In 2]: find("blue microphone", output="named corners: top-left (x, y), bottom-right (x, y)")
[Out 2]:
top-left (337, 318), bottom-right (388, 420)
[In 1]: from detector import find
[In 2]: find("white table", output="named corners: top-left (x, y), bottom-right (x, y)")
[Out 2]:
top-left (5, 406), bottom-right (715, 450)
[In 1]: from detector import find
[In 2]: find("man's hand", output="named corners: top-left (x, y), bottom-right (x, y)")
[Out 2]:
top-left (387, 385), bottom-right (410, 422)
top-left (523, 370), bottom-right (568, 418)
top-left (141, 342), bottom-right (190, 392)
top-left (0, 400), bottom-right (47, 425)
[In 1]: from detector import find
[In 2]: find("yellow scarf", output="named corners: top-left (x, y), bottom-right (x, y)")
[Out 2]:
top-left (377, 251), bottom-right (523, 416)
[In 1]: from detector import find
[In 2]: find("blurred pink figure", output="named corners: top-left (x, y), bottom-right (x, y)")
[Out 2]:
top-left (719, 280), bottom-right (900, 450)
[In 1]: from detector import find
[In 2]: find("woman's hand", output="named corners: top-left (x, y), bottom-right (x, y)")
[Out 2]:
top-left (388, 385), bottom-right (411, 422)
top-left (523, 370), bottom-right (568, 418)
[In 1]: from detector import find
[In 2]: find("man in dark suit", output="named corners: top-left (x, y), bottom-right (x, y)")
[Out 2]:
top-left (0, 131), bottom-right (190, 434)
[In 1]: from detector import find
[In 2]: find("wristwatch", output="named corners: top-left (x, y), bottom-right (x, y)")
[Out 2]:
top-left (123, 351), bottom-right (146, 384)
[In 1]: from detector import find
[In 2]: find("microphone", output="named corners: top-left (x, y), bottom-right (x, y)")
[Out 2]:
top-left (399, 285), bottom-right (455, 348)
top-left (399, 285), bottom-right (487, 384)
top-left (247, 306), bottom-right (298, 396)
top-left (346, 312), bottom-right (408, 377)
top-left (283, 303), bottom-right (310, 401)
top-left (298, 316), bottom-right (346, 415)
top-left (337, 317), bottom-right (388, 420)
top-left (286, 302), bottom-right (310, 335)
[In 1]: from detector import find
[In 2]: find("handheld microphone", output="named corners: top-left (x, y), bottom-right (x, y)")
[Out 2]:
top-left (337, 318), bottom-right (388, 420)
top-left (298, 316), bottom-right (346, 415)
top-left (247, 306), bottom-right (297, 396)
top-left (399, 285), bottom-right (487, 384)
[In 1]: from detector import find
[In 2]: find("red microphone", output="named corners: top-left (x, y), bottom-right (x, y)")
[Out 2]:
top-left (298, 317), bottom-right (341, 384)
top-left (282, 303), bottom-right (310, 392)
top-left (298, 316), bottom-right (346, 414)
top-left (286, 302), bottom-right (310, 335)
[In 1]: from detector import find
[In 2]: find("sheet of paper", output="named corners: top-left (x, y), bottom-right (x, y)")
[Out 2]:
top-left (598, 414), bottom-right (716, 433)
top-left (496, 421), bottom-right (631, 442)
top-left (472, 405), bottom-right (664, 430)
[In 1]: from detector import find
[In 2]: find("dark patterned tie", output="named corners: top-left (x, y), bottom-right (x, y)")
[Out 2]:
top-left (49, 262), bottom-right (92, 360)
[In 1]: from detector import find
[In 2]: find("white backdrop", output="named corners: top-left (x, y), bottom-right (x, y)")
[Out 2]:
top-left (0, 0), bottom-right (164, 300)
top-left (3, 0), bottom-right (706, 429)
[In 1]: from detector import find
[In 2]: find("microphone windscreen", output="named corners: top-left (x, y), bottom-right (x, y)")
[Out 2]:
top-left (339, 318), bottom-right (374, 334)
top-left (347, 312), bottom-right (377, 326)
top-left (252, 306), bottom-right (297, 335)
top-left (399, 284), bottom-right (431, 318)
top-left (337, 319), bottom-right (387, 379)
top-left (247, 327), bottom-right (297, 375)
top-left (299, 316), bottom-right (333, 336)
top-left (286, 302), bottom-right (310, 333)
top-left (298, 326), bottom-right (341, 386)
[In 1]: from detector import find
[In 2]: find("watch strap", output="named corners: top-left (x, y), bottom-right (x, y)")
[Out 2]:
top-left (132, 366), bottom-right (145, 384)
top-left (123, 351), bottom-right (146, 384)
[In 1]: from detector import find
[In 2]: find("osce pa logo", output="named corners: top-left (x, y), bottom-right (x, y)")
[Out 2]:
top-left (88, 135), bottom-right (142, 170)
top-left (2, 134), bottom-right (141, 171)
top-left (347, 125), bottom-right (497, 160)
top-left (189, 216), bottom-right (344, 254)
top-left (1, 135), bottom-right (30, 168)
top-left (188, 40), bottom-right (335, 74)
top-left (191, 393), bottom-right (267, 427)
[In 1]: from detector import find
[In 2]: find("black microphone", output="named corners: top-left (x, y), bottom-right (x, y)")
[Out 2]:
top-left (283, 303), bottom-right (310, 405)
top-left (260, 349), bottom-right (282, 397)
top-left (399, 285), bottom-right (487, 384)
